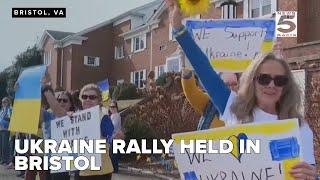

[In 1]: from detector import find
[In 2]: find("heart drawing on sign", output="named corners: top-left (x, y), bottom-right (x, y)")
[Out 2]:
top-left (228, 133), bottom-right (248, 162)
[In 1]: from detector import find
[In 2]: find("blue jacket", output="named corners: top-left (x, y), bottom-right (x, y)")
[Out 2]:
top-left (101, 115), bottom-right (114, 144)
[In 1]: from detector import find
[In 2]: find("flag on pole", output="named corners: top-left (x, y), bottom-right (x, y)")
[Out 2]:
top-left (97, 79), bottom-right (110, 102)
top-left (9, 65), bottom-right (46, 135)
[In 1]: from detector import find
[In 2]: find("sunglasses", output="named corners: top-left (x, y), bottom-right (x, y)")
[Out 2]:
top-left (81, 94), bottom-right (98, 100)
top-left (110, 106), bottom-right (117, 108)
top-left (57, 98), bottom-right (69, 103)
top-left (255, 74), bottom-right (289, 87)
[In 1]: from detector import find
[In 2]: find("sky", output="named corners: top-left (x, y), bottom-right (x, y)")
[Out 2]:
top-left (0, 0), bottom-right (155, 71)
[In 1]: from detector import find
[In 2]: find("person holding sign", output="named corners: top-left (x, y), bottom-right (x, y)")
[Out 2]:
top-left (42, 91), bottom-right (76, 180)
top-left (181, 68), bottom-right (240, 130)
top-left (0, 97), bottom-right (12, 165)
top-left (165, 0), bottom-right (317, 179)
top-left (43, 80), bottom-right (114, 180)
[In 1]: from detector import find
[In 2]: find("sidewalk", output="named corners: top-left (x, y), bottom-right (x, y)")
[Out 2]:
top-left (0, 165), bottom-right (167, 180)
top-left (119, 162), bottom-right (180, 180)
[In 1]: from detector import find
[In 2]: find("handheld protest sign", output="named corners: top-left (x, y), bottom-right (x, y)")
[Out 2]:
top-left (186, 19), bottom-right (276, 72)
top-left (9, 65), bottom-right (46, 135)
top-left (172, 119), bottom-right (303, 180)
top-left (50, 106), bottom-right (102, 173)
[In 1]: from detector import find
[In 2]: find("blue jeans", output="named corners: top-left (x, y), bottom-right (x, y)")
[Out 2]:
top-left (109, 145), bottom-right (119, 173)
top-left (0, 130), bottom-right (10, 163)
top-left (8, 134), bottom-right (15, 163)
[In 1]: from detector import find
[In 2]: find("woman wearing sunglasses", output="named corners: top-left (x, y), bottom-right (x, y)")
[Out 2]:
top-left (49, 91), bottom-right (75, 180)
top-left (42, 76), bottom-right (114, 179)
top-left (108, 100), bottom-right (123, 173)
top-left (165, 0), bottom-right (316, 179)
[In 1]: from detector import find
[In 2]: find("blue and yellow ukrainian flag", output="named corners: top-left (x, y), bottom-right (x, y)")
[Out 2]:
top-left (97, 79), bottom-right (110, 102)
top-left (9, 65), bottom-right (46, 135)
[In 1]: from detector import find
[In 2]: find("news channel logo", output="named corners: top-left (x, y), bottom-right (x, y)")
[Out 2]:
top-left (275, 11), bottom-right (297, 37)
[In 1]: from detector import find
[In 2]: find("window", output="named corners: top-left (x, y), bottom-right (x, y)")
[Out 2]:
top-left (131, 34), bottom-right (146, 53)
top-left (155, 65), bottom-right (166, 79)
top-left (43, 51), bottom-right (52, 66)
top-left (130, 69), bottom-right (146, 88)
top-left (159, 65), bottom-right (165, 75)
top-left (117, 79), bottom-right (124, 85)
top-left (250, 0), bottom-right (275, 18)
top-left (221, 1), bottom-right (237, 19)
top-left (114, 45), bottom-right (124, 59)
top-left (166, 56), bottom-right (181, 72)
top-left (84, 56), bottom-right (100, 67)
top-left (160, 45), bottom-right (167, 51)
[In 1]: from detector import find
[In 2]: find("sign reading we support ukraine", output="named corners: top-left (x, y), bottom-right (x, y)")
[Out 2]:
top-left (172, 119), bottom-right (302, 180)
top-left (9, 65), bottom-right (46, 135)
top-left (186, 19), bottom-right (275, 72)
top-left (50, 106), bottom-right (102, 173)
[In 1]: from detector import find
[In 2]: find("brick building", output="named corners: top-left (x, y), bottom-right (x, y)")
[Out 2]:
top-left (39, 0), bottom-right (319, 165)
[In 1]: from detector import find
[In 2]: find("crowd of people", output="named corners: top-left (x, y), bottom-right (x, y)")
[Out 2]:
top-left (0, 71), bottom-right (123, 180)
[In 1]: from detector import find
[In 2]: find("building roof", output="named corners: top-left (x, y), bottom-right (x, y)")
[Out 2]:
top-left (38, 0), bottom-right (163, 48)
top-left (46, 30), bottom-right (75, 40)
top-left (64, 0), bottom-right (162, 40)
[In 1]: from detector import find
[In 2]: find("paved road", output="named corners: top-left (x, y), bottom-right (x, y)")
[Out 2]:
top-left (0, 165), bottom-right (160, 180)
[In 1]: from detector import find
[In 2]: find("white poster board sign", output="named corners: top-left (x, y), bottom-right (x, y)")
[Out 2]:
top-left (172, 119), bottom-right (302, 180)
top-left (50, 106), bottom-right (101, 173)
top-left (186, 19), bottom-right (275, 72)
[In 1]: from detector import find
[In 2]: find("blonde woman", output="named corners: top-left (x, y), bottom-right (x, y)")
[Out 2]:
top-left (165, 0), bottom-right (317, 179)
top-left (43, 83), bottom-right (114, 180)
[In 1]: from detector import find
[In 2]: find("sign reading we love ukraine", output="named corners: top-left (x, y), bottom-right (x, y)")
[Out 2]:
top-left (172, 119), bottom-right (302, 180)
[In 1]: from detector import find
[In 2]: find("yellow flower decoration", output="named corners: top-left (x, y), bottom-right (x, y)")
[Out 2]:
top-left (179, 0), bottom-right (210, 16)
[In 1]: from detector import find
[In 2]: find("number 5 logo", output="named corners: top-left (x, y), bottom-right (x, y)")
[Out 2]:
top-left (276, 11), bottom-right (297, 37)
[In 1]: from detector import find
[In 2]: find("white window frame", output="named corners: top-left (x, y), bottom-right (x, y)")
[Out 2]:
top-left (117, 79), bottom-right (124, 85)
top-left (169, 24), bottom-right (176, 41)
top-left (130, 69), bottom-right (146, 89)
top-left (131, 34), bottom-right (146, 53)
top-left (43, 51), bottom-right (52, 66)
top-left (155, 65), bottom-right (166, 79)
top-left (249, 0), bottom-right (277, 18)
top-left (114, 45), bottom-right (124, 60)
top-left (221, 3), bottom-right (237, 19)
top-left (166, 55), bottom-right (182, 73)
top-left (84, 56), bottom-right (100, 67)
